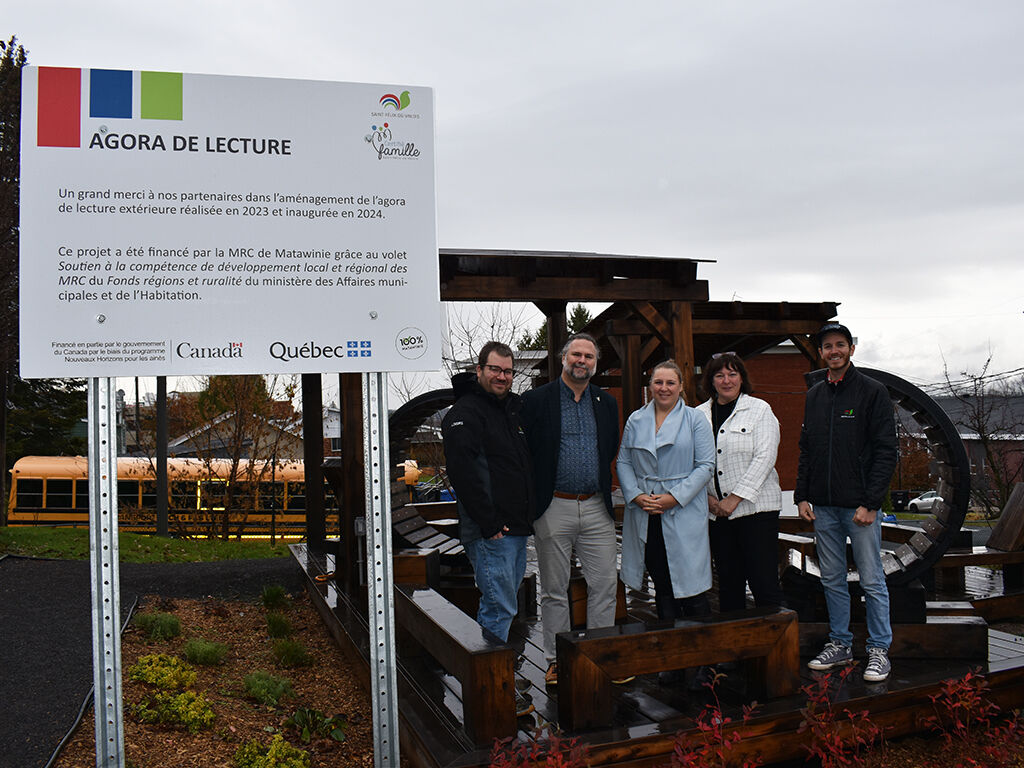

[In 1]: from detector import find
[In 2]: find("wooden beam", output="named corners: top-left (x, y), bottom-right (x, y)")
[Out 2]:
top-left (692, 318), bottom-right (837, 334)
top-left (628, 302), bottom-right (672, 345)
top-left (789, 334), bottom-right (821, 366)
top-left (440, 276), bottom-right (709, 302)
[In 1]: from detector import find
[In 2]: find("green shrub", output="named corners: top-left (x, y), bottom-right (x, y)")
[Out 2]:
top-left (183, 638), bottom-right (229, 666)
top-left (134, 690), bottom-right (215, 733)
top-left (243, 670), bottom-right (294, 706)
top-left (234, 734), bottom-right (310, 768)
top-left (133, 611), bottom-right (181, 641)
top-left (261, 585), bottom-right (289, 611)
top-left (271, 639), bottom-right (312, 668)
top-left (284, 707), bottom-right (348, 743)
top-left (266, 612), bottom-right (292, 638)
top-left (129, 654), bottom-right (197, 690)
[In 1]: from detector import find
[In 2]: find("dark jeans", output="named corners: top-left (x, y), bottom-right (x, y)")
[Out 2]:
top-left (645, 513), bottom-right (711, 620)
top-left (709, 510), bottom-right (783, 613)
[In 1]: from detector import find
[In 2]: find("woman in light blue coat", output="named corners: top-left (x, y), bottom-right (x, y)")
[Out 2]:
top-left (617, 360), bottom-right (716, 619)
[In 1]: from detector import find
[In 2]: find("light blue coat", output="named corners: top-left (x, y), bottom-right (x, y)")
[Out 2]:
top-left (617, 399), bottom-right (715, 598)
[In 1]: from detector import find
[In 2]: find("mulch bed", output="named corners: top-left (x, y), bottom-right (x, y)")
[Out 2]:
top-left (0, 554), bottom-right (347, 768)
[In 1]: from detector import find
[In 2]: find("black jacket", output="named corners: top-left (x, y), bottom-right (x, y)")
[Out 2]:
top-left (794, 364), bottom-right (898, 511)
top-left (520, 378), bottom-right (620, 518)
top-left (441, 374), bottom-right (534, 539)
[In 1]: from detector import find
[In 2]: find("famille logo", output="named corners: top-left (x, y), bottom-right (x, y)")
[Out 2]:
top-left (379, 90), bottom-right (411, 111)
top-left (364, 122), bottom-right (421, 161)
top-left (35, 67), bottom-right (183, 148)
top-left (841, 408), bottom-right (855, 418)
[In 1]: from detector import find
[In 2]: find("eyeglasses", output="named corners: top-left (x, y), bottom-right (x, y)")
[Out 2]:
top-left (483, 364), bottom-right (514, 378)
top-left (711, 351), bottom-right (738, 359)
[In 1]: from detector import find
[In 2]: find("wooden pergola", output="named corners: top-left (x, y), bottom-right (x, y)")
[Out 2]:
top-left (308, 249), bottom-right (838, 574)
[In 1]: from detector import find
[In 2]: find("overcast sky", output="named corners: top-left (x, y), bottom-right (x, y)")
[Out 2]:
top-left (9, 0), bottom-right (1024, 399)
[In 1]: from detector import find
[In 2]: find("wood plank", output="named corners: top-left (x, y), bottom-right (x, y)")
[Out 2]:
top-left (799, 617), bottom-right (988, 659)
top-left (440, 275), bottom-right (710, 302)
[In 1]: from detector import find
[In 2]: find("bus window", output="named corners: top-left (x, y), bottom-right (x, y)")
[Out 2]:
top-left (141, 481), bottom-right (157, 509)
top-left (198, 479), bottom-right (228, 511)
top-left (260, 481), bottom-right (285, 513)
top-left (286, 482), bottom-right (306, 511)
top-left (74, 479), bottom-right (89, 509)
top-left (170, 481), bottom-right (194, 510)
top-left (47, 479), bottom-right (74, 509)
top-left (16, 479), bottom-right (43, 508)
top-left (117, 480), bottom-right (141, 510)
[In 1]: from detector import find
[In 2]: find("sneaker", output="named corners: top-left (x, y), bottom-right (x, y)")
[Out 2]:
top-left (545, 663), bottom-right (558, 687)
top-left (863, 647), bottom-right (891, 682)
top-left (515, 689), bottom-right (535, 717)
top-left (807, 641), bottom-right (853, 671)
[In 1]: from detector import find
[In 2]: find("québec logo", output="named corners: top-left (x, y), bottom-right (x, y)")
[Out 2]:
top-left (176, 341), bottom-right (243, 359)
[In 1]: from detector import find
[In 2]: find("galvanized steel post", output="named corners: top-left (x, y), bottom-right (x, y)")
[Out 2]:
top-left (363, 372), bottom-right (400, 767)
top-left (88, 377), bottom-right (124, 767)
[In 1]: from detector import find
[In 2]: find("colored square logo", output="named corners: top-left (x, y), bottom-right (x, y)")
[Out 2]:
top-left (90, 69), bottom-right (132, 119)
top-left (347, 350), bottom-right (358, 357)
top-left (141, 71), bottom-right (183, 120)
top-left (359, 340), bottom-right (371, 348)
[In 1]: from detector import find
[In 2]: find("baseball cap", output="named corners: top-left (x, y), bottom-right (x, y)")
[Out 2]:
top-left (816, 322), bottom-right (853, 347)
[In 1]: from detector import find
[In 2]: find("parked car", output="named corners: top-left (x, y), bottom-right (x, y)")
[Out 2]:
top-left (908, 490), bottom-right (943, 513)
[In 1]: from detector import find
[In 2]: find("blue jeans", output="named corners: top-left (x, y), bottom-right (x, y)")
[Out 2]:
top-left (463, 534), bottom-right (527, 643)
top-left (813, 505), bottom-right (892, 650)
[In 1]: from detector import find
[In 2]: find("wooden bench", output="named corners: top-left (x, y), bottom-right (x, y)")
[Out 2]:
top-left (934, 547), bottom-right (1024, 593)
top-left (395, 584), bottom-right (517, 746)
top-left (556, 608), bottom-right (799, 730)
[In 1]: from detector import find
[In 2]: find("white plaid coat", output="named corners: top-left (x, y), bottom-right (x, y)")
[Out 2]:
top-left (696, 393), bottom-right (783, 519)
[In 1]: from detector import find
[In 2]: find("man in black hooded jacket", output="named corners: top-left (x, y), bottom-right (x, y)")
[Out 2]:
top-left (441, 341), bottom-right (534, 639)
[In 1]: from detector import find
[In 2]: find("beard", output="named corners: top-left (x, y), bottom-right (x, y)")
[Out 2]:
top-left (564, 362), bottom-right (595, 381)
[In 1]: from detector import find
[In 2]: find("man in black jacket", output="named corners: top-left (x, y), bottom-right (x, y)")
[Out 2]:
top-left (520, 333), bottom-right (622, 687)
top-left (441, 341), bottom-right (534, 639)
top-left (796, 323), bottom-right (898, 682)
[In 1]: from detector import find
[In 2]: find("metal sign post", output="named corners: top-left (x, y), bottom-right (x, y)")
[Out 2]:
top-left (88, 377), bottom-right (124, 768)
top-left (363, 371), bottom-right (400, 767)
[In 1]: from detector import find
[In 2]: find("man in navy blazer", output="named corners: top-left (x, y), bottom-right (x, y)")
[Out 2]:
top-left (520, 333), bottom-right (622, 686)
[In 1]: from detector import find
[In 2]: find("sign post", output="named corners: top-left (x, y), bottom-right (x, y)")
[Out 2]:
top-left (21, 67), bottom-right (439, 768)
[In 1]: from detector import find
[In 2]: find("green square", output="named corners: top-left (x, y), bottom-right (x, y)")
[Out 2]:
top-left (141, 71), bottom-right (183, 120)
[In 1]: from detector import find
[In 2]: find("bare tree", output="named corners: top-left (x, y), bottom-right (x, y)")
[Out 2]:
top-left (940, 357), bottom-right (1024, 518)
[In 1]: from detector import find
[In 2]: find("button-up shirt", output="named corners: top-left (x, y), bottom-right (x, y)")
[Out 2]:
top-left (554, 378), bottom-right (600, 494)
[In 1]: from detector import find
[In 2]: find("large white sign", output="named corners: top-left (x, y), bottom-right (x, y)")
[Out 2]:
top-left (20, 67), bottom-right (439, 377)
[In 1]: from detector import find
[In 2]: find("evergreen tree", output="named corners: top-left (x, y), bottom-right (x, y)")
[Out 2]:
top-left (517, 304), bottom-right (593, 350)
top-left (0, 36), bottom-right (27, 524)
top-left (5, 377), bottom-right (87, 463)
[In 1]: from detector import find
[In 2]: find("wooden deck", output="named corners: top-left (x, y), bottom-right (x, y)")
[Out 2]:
top-left (292, 543), bottom-right (1024, 768)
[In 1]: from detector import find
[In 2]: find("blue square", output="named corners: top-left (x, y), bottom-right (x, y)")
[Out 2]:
top-left (360, 350), bottom-right (371, 357)
top-left (347, 350), bottom-right (358, 357)
top-left (347, 341), bottom-right (358, 348)
top-left (90, 69), bottom-right (132, 118)
top-left (360, 340), bottom-right (372, 348)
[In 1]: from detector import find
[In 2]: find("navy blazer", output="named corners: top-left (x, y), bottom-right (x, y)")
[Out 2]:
top-left (520, 378), bottom-right (620, 519)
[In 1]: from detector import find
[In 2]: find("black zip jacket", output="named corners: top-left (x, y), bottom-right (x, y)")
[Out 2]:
top-left (794, 364), bottom-right (897, 511)
top-left (441, 374), bottom-right (534, 539)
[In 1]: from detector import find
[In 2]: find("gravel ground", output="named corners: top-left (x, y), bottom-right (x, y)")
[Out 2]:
top-left (0, 554), bottom-right (303, 768)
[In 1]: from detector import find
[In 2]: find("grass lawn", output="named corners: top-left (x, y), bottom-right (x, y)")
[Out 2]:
top-left (0, 525), bottom-right (292, 562)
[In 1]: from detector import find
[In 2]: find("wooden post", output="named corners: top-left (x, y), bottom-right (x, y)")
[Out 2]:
top-left (671, 301), bottom-right (697, 405)
top-left (340, 373), bottom-right (365, 597)
top-left (302, 373), bottom-right (326, 551)
top-left (536, 300), bottom-right (567, 384)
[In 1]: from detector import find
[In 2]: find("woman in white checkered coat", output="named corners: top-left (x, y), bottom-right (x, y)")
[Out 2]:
top-left (696, 353), bottom-right (784, 612)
